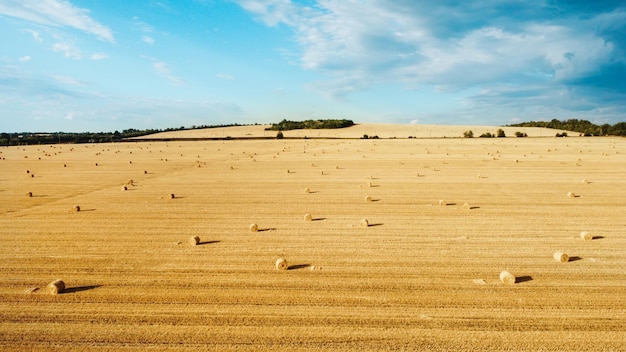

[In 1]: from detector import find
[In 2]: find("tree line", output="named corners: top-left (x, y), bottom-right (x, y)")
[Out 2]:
top-left (265, 119), bottom-right (354, 131)
top-left (508, 119), bottom-right (626, 136)
top-left (0, 124), bottom-right (255, 146)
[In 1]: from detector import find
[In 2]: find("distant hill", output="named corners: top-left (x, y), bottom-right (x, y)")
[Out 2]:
top-left (508, 119), bottom-right (626, 136)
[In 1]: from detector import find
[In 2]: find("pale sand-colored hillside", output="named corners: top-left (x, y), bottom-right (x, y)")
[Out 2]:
top-left (133, 123), bottom-right (574, 139)
top-left (0, 136), bottom-right (624, 351)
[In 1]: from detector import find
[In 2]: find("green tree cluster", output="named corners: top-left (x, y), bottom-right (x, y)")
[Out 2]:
top-left (508, 119), bottom-right (626, 136)
top-left (266, 119), bottom-right (354, 131)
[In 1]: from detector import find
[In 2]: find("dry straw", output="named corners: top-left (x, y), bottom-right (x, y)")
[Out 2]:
top-left (190, 236), bottom-right (200, 246)
top-left (276, 258), bottom-right (288, 271)
top-left (249, 223), bottom-right (259, 232)
top-left (553, 251), bottom-right (569, 263)
top-left (499, 271), bottom-right (515, 284)
top-left (304, 213), bottom-right (313, 222)
top-left (48, 279), bottom-right (65, 295)
top-left (580, 231), bottom-right (592, 241)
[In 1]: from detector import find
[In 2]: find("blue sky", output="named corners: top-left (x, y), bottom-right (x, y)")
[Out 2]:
top-left (1, 0), bottom-right (624, 132)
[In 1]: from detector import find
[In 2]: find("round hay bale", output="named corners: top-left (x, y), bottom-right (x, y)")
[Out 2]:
top-left (304, 187), bottom-right (311, 194)
top-left (499, 271), bottom-right (515, 284)
top-left (48, 279), bottom-right (65, 295)
top-left (360, 218), bottom-right (369, 227)
top-left (567, 192), bottom-right (575, 198)
top-left (122, 185), bottom-right (128, 191)
top-left (580, 231), bottom-right (592, 241)
top-left (581, 179), bottom-right (589, 184)
top-left (304, 213), bottom-right (313, 222)
top-left (275, 258), bottom-right (288, 271)
top-left (26, 191), bottom-right (33, 197)
top-left (144, 170), bottom-right (148, 174)
top-left (169, 193), bottom-right (175, 199)
top-left (31, 174), bottom-right (34, 178)
top-left (367, 182), bottom-right (372, 187)
top-left (73, 205), bottom-right (81, 212)
top-left (462, 202), bottom-right (470, 209)
top-left (249, 223), bottom-right (258, 232)
top-left (553, 251), bottom-right (569, 263)
top-left (364, 196), bottom-right (372, 202)
top-left (190, 236), bottom-right (200, 246)
top-left (26, 170), bottom-right (29, 174)
top-left (438, 199), bottom-right (445, 206)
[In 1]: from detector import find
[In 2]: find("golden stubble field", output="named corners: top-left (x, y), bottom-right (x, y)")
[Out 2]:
top-left (1, 128), bottom-right (625, 351)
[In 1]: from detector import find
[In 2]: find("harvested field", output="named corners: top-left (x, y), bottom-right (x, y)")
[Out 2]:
top-left (0, 128), bottom-right (625, 351)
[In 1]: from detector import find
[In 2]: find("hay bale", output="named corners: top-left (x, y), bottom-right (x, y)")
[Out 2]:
top-left (462, 202), bottom-right (470, 209)
top-left (364, 196), bottom-right (372, 202)
top-left (26, 192), bottom-right (33, 197)
top-left (499, 271), bottom-right (515, 285)
top-left (73, 205), bottom-right (81, 212)
top-left (48, 279), bottom-right (65, 295)
top-left (567, 192), bottom-right (575, 198)
top-left (360, 218), bottom-right (369, 227)
top-left (581, 179), bottom-right (589, 184)
top-left (249, 223), bottom-right (258, 232)
top-left (144, 170), bottom-right (148, 174)
top-left (438, 199), bottom-right (445, 206)
top-left (122, 186), bottom-right (128, 191)
top-left (553, 251), bottom-right (569, 263)
top-left (275, 258), bottom-right (288, 271)
top-left (304, 187), bottom-right (311, 194)
top-left (169, 193), bottom-right (175, 199)
top-left (304, 213), bottom-right (313, 222)
top-left (367, 182), bottom-right (372, 187)
top-left (580, 231), bottom-right (592, 241)
top-left (190, 236), bottom-right (200, 246)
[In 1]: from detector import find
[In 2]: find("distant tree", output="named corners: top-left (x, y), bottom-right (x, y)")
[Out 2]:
top-left (496, 129), bottom-right (506, 138)
top-left (479, 132), bottom-right (494, 138)
top-left (362, 134), bottom-right (369, 139)
top-left (276, 131), bottom-right (284, 139)
top-left (463, 130), bottom-right (474, 138)
top-left (514, 131), bottom-right (527, 137)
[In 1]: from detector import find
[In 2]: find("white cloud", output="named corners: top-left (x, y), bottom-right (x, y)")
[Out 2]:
top-left (64, 111), bottom-right (75, 120)
top-left (90, 52), bottom-right (108, 60)
top-left (54, 75), bottom-right (84, 85)
top-left (0, 0), bottom-right (115, 43)
top-left (142, 35), bottom-right (155, 45)
top-left (235, 0), bottom-right (296, 27)
top-left (25, 29), bottom-right (43, 42)
top-left (236, 1), bottom-right (620, 99)
top-left (152, 60), bottom-right (185, 85)
top-left (216, 73), bottom-right (235, 80)
top-left (19, 56), bottom-right (31, 62)
top-left (52, 41), bottom-right (82, 59)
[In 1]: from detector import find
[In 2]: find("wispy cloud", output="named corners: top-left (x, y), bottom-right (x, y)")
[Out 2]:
top-left (216, 73), bottom-right (235, 80)
top-left (235, 1), bottom-right (626, 121)
top-left (142, 35), bottom-right (155, 45)
top-left (90, 52), bottom-right (108, 60)
top-left (19, 56), bottom-right (31, 62)
top-left (25, 29), bottom-right (43, 42)
top-left (152, 60), bottom-right (185, 85)
top-left (0, 0), bottom-right (115, 43)
top-left (52, 41), bottom-right (82, 59)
